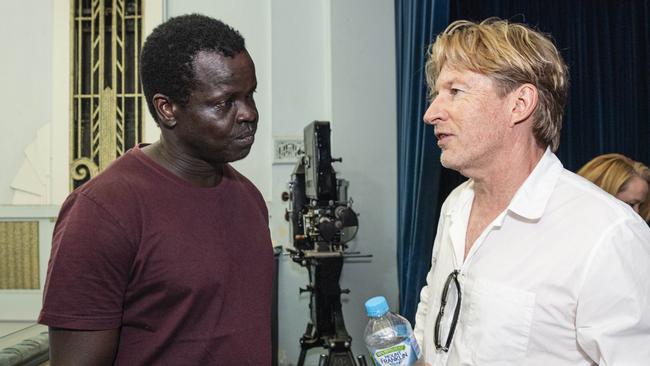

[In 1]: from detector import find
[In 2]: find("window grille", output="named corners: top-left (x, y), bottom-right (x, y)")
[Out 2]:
top-left (71, 0), bottom-right (143, 189)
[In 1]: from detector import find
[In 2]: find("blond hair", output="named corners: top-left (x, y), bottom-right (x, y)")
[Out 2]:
top-left (425, 18), bottom-right (569, 151)
top-left (577, 153), bottom-right (650, 221)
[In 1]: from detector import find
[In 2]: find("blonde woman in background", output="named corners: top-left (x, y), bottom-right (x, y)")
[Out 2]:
top-left (577, 153), bottom-right (650, 221)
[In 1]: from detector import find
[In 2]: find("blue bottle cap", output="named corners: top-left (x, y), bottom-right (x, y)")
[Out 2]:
top-left (365, 296), bottom-right (390, 317)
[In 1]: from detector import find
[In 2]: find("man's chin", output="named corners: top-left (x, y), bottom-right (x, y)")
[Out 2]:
top-left (440, 152), bottom-right (456, 169)
top-left (440, 153), bottom-right (469, 173)
top-left (228, 146), bottom-right (253, 163)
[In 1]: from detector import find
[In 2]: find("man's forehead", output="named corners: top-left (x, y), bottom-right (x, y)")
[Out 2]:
top-left (193, 50), bottom-right (254, 82)
top-left (436, 65), bottom-right (467, 84)
top-left (435, 65), bottom-right (490, 89)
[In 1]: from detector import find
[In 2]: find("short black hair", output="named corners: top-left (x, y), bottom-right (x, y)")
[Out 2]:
top-left (140, 14), bottom-right (246, 121)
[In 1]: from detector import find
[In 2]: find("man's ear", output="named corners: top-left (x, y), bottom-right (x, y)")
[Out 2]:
top-left (509, 83), bottom-right (538, 126)
top-left (152, 93), bottom-right (177, 129)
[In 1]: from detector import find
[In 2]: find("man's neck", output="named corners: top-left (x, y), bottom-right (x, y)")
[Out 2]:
top-left (462, 143), bottom-right (545, 260)
top-left (142, 140), bottom-right (225, 187)
top-left (471, 143), bottom-right (545, 212)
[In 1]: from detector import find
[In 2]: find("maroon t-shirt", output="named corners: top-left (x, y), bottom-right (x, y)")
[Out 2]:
top-left (39, 145), bottom-right (273, 365)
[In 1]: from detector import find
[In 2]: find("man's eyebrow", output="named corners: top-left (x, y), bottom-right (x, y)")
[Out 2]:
top-left (439, 77), bottom-right (473, 91)
top-left (435, 79), bottom-right (455, 91)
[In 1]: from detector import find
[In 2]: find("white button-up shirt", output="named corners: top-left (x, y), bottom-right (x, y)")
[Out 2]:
top-left (414, 149), bottom-right (650, 366)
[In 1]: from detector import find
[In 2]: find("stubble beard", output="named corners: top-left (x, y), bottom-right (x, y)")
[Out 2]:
top-left (439, 149), bottom-right (461, 171)
top-left (440, 148), bottom-right (476, 179)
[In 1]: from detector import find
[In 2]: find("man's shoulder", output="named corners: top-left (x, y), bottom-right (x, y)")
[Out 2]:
top-left (554, 168), bottom-right (644, 224)
top-left (225, 164), bottom-right (256, 188)
top-left (71, 150), bottom-right (151, 208)
top-left (225, 164), bottom-right (266, 206)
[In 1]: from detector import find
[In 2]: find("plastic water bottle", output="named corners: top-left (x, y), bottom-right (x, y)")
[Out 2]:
top-left (364, 296), bottom-right (422, 366)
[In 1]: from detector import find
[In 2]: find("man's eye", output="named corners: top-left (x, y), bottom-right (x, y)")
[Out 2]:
top-left (450, 88), bottom-right (461, 96)
top-left (214, 99), bottom-right (233, 111)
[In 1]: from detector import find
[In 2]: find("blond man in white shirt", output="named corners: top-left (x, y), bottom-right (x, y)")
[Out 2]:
top-left (414, 18), bottom-right (650, 366)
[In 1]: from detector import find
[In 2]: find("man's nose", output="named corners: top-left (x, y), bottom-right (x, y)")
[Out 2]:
top-left (237, 101), bottom-right (258, 123)
top-left (422, 96), bottom-right (443, 125)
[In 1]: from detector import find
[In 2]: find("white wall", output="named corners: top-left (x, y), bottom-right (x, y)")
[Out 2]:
top-left (329, 0), bottom-right (399, 358)
top-left (0, 1), bottom-right (53, 204)
top-left (268, 2), bottom-right (333, 364)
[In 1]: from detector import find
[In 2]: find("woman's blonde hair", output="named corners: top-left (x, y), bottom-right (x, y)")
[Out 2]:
top-left (425, 18), bottom-right (569, 151)
top-left (577, 153), bottom-right (650, 221)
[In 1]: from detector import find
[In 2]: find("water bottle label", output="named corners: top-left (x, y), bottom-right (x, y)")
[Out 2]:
top-left (369, 336), bottom-right (421, 366)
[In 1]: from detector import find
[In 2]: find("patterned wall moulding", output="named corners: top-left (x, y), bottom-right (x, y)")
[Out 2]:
top-left (0, 221), bottom-right (40, 290)
top-left (71, 0), bottom-right (144, 189)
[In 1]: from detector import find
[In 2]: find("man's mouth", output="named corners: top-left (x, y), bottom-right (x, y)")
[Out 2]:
top-left (436, 132), bottom-right (452, 140)
top-left (435, 132), bottom-right (453, 147)
top-left (235, 132), bottom-right (255, 144)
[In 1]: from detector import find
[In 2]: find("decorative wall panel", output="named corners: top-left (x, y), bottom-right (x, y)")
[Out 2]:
top-left (0, 221), bottom-right (39, 290)
top-left (71, 0), bottom-right (143, 188)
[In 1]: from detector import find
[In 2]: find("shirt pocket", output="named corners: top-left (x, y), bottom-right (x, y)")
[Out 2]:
top-left (462, 278), bottom-right (536, 365)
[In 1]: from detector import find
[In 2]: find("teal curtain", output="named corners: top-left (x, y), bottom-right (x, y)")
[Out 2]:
top-left (395, 0), bottom-right (451, 324)
top-left (396, 0), bottom-right (650, 324)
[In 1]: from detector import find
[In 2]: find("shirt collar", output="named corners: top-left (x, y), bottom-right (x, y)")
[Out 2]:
top-left (507, 147), bottom-right (563, 220)
top-left (446, 148), bottom-right (563, 222)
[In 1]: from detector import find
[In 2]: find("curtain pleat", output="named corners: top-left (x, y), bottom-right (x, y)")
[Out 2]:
top-left (395, 0), bottom-right (450, 324)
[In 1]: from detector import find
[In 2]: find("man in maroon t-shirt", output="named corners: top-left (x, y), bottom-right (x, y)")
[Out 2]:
top-left (39, 14), bottom-right (273, 365)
